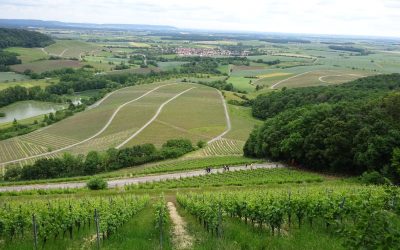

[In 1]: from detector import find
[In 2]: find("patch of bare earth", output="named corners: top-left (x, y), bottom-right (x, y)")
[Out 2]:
top-left (167, 202), bottom-right (193, 250)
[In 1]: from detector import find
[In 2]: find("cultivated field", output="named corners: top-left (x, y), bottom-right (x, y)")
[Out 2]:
top-left (4, 47), bottom-right (48, 63)
top-left (0, 79), bottom-right (53, 90)
top-left (0, 72), bottom-right (29, 82)
top-left (0, 80), bottom-right (232, 165)
top-left (44, 40), bottom-right (101, 59)
top-left (10, 60), bottom-right (82, 73)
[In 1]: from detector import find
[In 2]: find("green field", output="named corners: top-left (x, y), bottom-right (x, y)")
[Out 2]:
top-left (11, 59), bottom-right (82, 73)
top-left (0, 72), bottom-right (29, 82)
top-left (0, 80), bottom-right (233, 165)
top-left (44, 40), bottom-right (101, 58)
top-left (227, 76), bottom-right (256, 92)
top-left (0, 78), bottom-right (53, 90)
top-left (4, 47), bottom-right (48, 63)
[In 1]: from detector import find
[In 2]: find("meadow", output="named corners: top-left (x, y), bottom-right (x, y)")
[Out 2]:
top-left (0, 72), bottom-right (29, 82)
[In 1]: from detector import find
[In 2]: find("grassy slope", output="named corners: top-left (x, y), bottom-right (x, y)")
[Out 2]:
top-left (0, 72), bottom-right (29, 82)
top-left (125, 85), bottom-right (226, 147)
top-left (4, 47), bottom-right (48, 63)
top-left (0, 79), bottom-right (53, 90)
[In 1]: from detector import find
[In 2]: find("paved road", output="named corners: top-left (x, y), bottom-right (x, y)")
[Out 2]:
top-left (0, 163), bottom-right (284, 192)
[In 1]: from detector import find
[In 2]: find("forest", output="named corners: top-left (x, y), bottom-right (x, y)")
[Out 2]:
top-left (0, 28), bottom-right (54, 48)
top-left (245, 74), bottom-right (400, 184)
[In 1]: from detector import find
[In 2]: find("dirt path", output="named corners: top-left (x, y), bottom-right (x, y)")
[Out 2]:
top-left (167, 202), bottom-right (193, 249)
top-left (207, 89), bottom-right (231, 144)
top-left (0, 83), bottom-right (177, 166)
top-left (116, 87), bottom-right (196, 149)
top-left (270, 71), bottom-right (311, 89)
top-left (318, 73), bottom-right (364, 83)
top-left (0, 163), bottom-right (283, 192)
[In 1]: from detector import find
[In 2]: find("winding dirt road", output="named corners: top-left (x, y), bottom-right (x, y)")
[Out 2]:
top-left (0, 163), bottom-right (283, 192)
top-left (207, 89), bottom-right (232, 144)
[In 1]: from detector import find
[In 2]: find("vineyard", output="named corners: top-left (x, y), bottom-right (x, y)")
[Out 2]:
top-left (114, 156), bottom-right (260, 176)
top-left (0, 195), bottom-right (149, 249)
top-left (199, 139), bottom-right (244, 156)
top-left (128, 168), bottom-right (324, 189)
top-left (177, 186), bottom-right (400, 249)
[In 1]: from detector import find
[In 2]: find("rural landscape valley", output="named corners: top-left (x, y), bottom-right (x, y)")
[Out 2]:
top-left (1, 1), bottom-right (400, 249)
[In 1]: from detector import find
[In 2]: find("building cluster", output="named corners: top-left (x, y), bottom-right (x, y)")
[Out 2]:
top-left (175, 47), bottom-right (249, 57)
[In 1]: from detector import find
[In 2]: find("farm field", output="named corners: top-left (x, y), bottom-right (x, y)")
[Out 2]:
top-left (43, 40), bottom-right (101, 58)
top-left (271, 69), bottom-right (372, 89)
top-left (4, 47), bottom-right (48, 63)
top-left (124, 84), bottom-right (226, 148)
top-left (0, 72), bottom-right (29, 82)
top-left (10, 60), bottom-right (83, 73)
top-left (0, 80), bottom-right (235, 165)
top-left (1, 165), bottom-right (397, 250)
top-left (0, 79), bottom-right (53, 90)
top-left (226, 76), bottom-right (255, 92)
top-left (133, 168), bottom-right (324, 189)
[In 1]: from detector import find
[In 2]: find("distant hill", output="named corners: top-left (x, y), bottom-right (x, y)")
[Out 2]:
top-left (0, 19), bottom-right (177, 31)
top-left (0, 28), bottom-right (54, 48)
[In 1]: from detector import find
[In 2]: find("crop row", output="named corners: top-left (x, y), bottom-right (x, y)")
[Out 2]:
top-left (129, 168), bottom-right (323, 189)
top-left (177, 186), bottom-right (400, 248)
top-left (202, 139), bottom-right (244, 156)
top-left (0, 195), bottom-right (149, 247)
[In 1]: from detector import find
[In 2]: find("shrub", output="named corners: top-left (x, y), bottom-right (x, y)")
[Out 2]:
top-left (360, 171), bottom-right (392, 185)
top-left (87, 177), bottom-right (108, 190)
top-left (197, 140), bottom-right (207, 148)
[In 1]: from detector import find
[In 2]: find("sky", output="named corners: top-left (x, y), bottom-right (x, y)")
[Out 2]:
top-left (1, 0), bottom-right (400, 37)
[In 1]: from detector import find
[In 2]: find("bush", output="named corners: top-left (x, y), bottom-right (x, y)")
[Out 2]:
top-left (197, 140), bottom-right (207, 148)
top-left (87, 177), bottom-right (108, 190)
top-left (162, 139), bottom-right (194, 153)
top-left (360, 171), bottom-right (392, 185)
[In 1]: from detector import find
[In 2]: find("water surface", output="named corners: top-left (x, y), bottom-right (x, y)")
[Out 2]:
top-left (0, 101), bottom-right (65, 124)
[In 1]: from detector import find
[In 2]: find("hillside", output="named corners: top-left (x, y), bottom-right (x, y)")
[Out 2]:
top-left (0, 28), bottom-right (54, 49)
top-left (245, 74), bottom-right (400, 183)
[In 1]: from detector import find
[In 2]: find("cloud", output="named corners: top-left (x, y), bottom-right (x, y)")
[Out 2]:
top-left (0, 0), bottom-right (399, 37)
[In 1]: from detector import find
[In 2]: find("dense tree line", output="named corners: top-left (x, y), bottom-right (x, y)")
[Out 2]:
top-left (328, 45), bottom-right (370, 55)
top-left (245, 74), bottom-right (400, 184)
top-left (260, 38), bottom-right (311, 44)
top-left (0, 28), bottom-right (54, 48)
top-left (0, 50), bottom-right (21, 71)
top-left (252, 74), bottom-right (400, 119)
top-left (4, 139), bottom-right (195, 181)
top-left (180, 58), bottom-right (221, 74)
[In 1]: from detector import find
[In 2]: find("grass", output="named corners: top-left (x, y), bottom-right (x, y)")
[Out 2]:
top-left (131, 168), bottom-right (324, 189)
top-left (100, 202), bottom-right (172, 250)
top-left (274, 69), bottom-right (373, 89)
top-left (0, 79), bottom-right (54, 90)
top-left (178, 203), bottom-right (345, 250)
top-left (4, 47), bottom-right (48, 63)
top-left (158, 61), bottom-right (187, 71)
top-left (10, 60), bottom-right (82, 73)
top-left (225, 104), bottom-right (263, 141)
top-left (124, 84), bottom-right (226, 148)
top-left (227, 76), bottom-right (256, 92)
top-left (0, 72), bottom-right (29, 83)
top-left (44, 40), bottom-right (101, 58)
